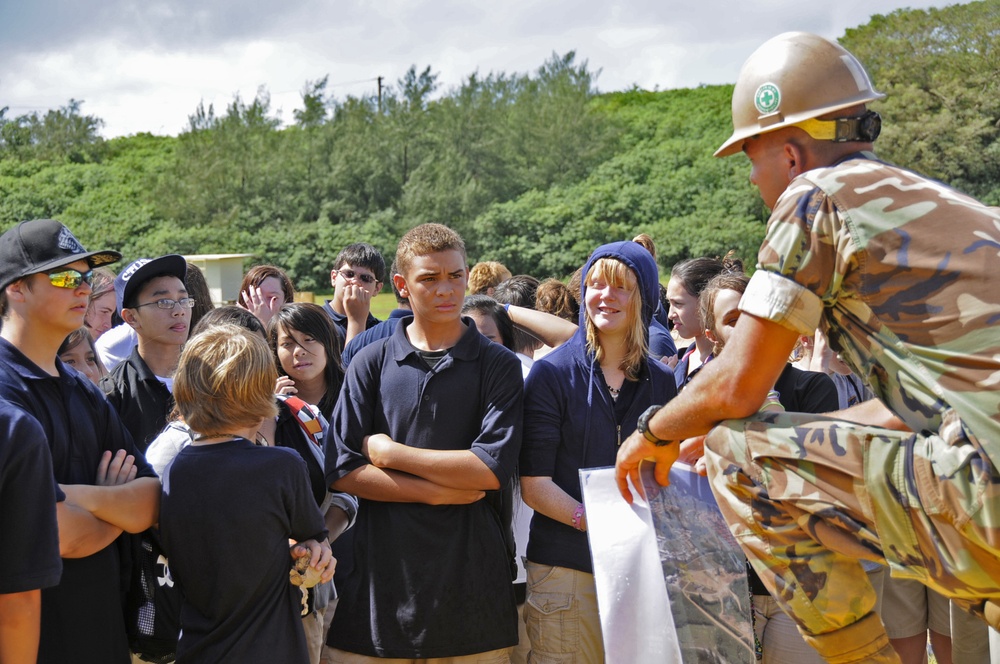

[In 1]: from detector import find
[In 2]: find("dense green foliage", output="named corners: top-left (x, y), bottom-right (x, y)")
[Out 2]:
top-left (1, 2), bottom-right (997, 290)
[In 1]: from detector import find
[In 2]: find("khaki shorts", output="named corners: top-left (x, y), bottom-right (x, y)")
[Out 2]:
top-left (522, 561), bottom-right (604, 664)
top-left (880, 575), bottom-right (950, 639)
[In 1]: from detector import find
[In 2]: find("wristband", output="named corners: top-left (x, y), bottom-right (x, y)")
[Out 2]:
top-left (571, 502), bottom-right (586, 531)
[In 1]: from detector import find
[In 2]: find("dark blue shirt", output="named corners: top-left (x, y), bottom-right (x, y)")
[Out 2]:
top-left (649, 317), bottom-right (677, 360)
top-left (0, 399), bottom-right (62, 594)
top-left (0, 337), bottom-right (155, 664)
top-left (340, 308), bottom-right (410, 366)
top-left (326, 318), bottom-right (523, 658)
top-left (322, 300), bottom-right (379, 343)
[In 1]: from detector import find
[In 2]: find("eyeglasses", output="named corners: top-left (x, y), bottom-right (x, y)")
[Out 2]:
top-left (47, 269), bottom-right (94, 289)
top-left (337, 269), bottom-right (377, 285)
top-left (134, 298), bottom-right (196, 310)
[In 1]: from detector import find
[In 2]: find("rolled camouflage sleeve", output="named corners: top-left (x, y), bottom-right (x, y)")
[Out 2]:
top-left (741, 271), bottom-right (822, 336)
top-left (741, 180), bottom-right (859, 334)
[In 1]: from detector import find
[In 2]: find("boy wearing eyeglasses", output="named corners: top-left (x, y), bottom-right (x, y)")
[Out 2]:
top-left (101, 255), bottom-right (191, 453)
top-left (0, 219), bottom-right (160, 664)
top-left (323, 243), bottom-right (386, 346)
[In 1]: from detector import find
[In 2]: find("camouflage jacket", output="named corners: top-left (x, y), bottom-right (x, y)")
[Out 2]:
top-left (740, 152), bottom-right (1000, 467)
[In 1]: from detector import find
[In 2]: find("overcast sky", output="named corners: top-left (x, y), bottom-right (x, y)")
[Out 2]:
top-left (1, 0), bottom-right (965, 138)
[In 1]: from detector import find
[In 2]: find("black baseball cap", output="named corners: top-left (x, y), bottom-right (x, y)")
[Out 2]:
top-left (0, 219), bottom-right (121, 290)
top-left (115, 255), bottom-right (188, 315)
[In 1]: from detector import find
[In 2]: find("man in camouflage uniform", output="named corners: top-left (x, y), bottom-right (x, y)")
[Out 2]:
top-left (615, 32), bottom-right (1000, 664)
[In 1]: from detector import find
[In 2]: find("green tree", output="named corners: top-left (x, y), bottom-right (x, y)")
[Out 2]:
top-left (841, 2), bottom-right (1000, 202)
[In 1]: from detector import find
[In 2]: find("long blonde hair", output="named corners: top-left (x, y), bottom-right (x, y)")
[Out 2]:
top-left (584, 258), bottom-right (648, 381)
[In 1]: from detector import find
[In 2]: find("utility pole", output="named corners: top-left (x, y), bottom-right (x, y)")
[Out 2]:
top-left (377, 76), bottom-right (384, 113)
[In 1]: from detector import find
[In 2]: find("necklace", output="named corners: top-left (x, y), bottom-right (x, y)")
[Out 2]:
top-left (606, 383), bottom-right (621, 400)
top-left (193, 433), bottom-right (242, 442)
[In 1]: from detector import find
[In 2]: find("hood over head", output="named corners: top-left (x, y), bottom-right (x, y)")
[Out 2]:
top-left (579, 241), bottom-right (659, 330)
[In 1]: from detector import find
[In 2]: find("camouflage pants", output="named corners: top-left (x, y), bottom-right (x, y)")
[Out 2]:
top-left (704, 409), bottom-right (1000, 664)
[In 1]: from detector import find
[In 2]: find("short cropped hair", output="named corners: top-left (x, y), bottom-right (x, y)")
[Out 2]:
top-left (396, 224), bottom-right (467, 275)
top-left (388, 259), bottom-right (408, 306)
top-left (173, 324), bottom-right (278, 435)
top-left (468, 261), bottom-right (512, 295)
top-left (334, 243), bottom-right (387, 283)
top-left (238, 265), bottom-right (295, 309)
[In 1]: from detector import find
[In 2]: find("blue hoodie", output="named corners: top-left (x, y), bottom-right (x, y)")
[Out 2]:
top-left (520, 241), bottom-right (677, 574)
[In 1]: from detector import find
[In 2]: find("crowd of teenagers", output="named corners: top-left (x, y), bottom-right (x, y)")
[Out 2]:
top-left (3, 31), bottom-right (1000, 664)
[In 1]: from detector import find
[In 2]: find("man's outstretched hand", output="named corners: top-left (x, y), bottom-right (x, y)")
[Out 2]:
top-left (614, 431), bottom-right (680, 504)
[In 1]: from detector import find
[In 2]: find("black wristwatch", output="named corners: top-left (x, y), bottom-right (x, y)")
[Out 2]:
top-left (637, 405), bottom-right (671, 446)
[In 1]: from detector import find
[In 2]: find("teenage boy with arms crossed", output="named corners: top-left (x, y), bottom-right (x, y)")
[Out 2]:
top-left (0, 219), bottom-right (160, 664)
top-left (326, 223), bottom-right (523, 663)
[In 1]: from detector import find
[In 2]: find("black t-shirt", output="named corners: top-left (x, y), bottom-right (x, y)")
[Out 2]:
top-left (0, 400), bottom-right (62, 594)
top-left (101, 346), bottom-right (173, 454)
top-left (160, 439), bottom-right (327, 664)
top-left (773, 364), bottom-right (839, 414)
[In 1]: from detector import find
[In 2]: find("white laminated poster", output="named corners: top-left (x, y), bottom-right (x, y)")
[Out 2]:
top-left (581, 464), bottom-right (753, 664)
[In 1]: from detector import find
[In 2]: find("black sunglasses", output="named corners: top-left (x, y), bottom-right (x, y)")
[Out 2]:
top-left (337, 269), bottom-right (377, 285)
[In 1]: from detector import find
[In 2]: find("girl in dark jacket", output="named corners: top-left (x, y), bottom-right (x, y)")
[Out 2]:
top-left (519, 241), bottom-right (677, 663)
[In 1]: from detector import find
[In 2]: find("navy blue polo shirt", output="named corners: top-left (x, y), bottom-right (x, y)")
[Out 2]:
top-left (322, 300), bottom-right (379, 342)
top-left (325, 317), bottom-right (523, 658)
top-left (0, 399), bottom-right (62, 594)
top-left (0, 337), bottom-right (156, 664)
top-left (341, 308), bottom-right (410, 366)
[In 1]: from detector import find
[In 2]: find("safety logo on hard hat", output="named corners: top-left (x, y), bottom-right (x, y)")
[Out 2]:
top-left (754, 83), bottom-right (781, 114)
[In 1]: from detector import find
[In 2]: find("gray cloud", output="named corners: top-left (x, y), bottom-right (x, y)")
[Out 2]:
top-left (0, 0), bottom-right (963, 137)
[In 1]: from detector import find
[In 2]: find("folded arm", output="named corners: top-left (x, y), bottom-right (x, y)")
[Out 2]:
top-left (364, 434), bottom-right (500, 490)
top-left (331, 465), bottom-right (485, 505)
top-left (56, 502), bottom-right (124, 558)
top-left (59, 477), bottom-right (160, 534)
